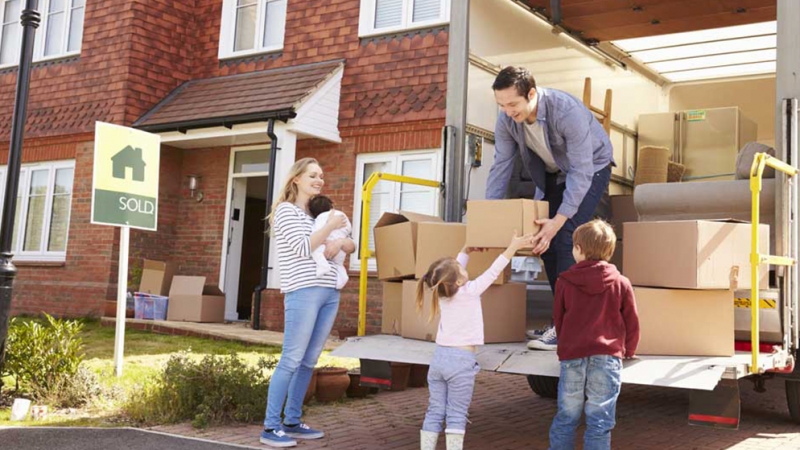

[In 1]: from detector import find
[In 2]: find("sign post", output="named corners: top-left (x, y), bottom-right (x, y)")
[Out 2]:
top-left (91, 122), bottom-right (160, 376)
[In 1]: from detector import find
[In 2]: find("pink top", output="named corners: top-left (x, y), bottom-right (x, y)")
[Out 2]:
top-left (436, 252), bottom-right (511, 347)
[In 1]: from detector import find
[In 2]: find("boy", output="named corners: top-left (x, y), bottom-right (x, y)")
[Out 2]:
top-left (308, 195), bottom-right (352, 290)
top-left (548, 220), bottom-right (639, 450)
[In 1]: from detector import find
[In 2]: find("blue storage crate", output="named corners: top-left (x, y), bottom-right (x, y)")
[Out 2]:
top-left (134, 293), bottom-right (169, 320)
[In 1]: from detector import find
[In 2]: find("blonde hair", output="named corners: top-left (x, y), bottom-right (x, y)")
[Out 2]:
top-left (267, 157), bottom-right (320, 224)
top-left (573, 219), bottom-right (616, 262)
top-left (416, 257), bottom-right (462, 323)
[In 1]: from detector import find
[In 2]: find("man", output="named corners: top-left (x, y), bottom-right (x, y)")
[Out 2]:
top-left (485, 66), bottom-right (613, 350)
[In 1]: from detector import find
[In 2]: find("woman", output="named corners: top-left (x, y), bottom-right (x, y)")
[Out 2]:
top-left (260, 158), bottom-right (355, 448)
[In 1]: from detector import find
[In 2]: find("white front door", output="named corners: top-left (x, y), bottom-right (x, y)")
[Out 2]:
top-left (224, 178), bottom-right (247, 321)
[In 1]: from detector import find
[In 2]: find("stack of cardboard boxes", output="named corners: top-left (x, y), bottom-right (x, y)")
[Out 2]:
top-left (622, 219), bottom-right (770, 356)
top-left (375, 200), bottom-right (548, 343)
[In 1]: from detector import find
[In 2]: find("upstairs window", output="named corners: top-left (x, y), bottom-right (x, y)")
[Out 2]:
top-left (219, 0), bottom-right (287, 59)
top-left (359, 0), bottom-right (449, 37)
top-left (0, 0), bottom-right (85, 68)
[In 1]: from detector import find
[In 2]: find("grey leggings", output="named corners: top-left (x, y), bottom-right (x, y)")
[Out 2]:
top-left (422, 346), bottom-right (481, 434)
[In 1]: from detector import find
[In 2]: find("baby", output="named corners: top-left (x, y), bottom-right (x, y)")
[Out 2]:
top-left (308, 195), bottom-right (352, 289)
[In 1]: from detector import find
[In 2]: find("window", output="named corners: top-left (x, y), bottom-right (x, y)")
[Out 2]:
top-left (359, 0), bottom-right (449, 37)
top-left (0, 0), bottom-right (85, 68)
top-left (0, 161), bottom-right (75, 262)
top-left (219, 0), bottom-right (287, 59)
top-left (350, 150), bottom-right (440, 270)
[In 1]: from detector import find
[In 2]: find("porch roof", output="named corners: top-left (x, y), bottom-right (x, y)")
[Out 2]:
top-left (133, 59), bottom-right (345, 134)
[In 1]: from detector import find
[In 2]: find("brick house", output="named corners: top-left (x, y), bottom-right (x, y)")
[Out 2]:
top-left (0, 0), bottom-right (450, 334)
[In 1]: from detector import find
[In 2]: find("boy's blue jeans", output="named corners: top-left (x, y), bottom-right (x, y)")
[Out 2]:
top-left (549, 355), bottom-right (622, 450)
top-left (264, 286), bottom-right (340, 430)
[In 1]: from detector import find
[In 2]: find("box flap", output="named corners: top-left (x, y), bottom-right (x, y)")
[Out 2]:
top-left (203, 285), bottom-right (224, 296)
top-left (397, 211), bottom-right (442, 223)
top-left (169, 276), bottom-right (206, 296)
top-left (143, 259), bottom-right (166, 271)
top-left (375, 212), bottom-right (408, 228)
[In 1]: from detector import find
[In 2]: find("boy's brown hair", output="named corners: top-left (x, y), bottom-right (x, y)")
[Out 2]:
top-left (572, 219), bottom-right (616, 262)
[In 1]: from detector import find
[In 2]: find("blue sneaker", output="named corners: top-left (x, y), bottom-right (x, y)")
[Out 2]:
top-left (282, 422), bottom-right (325, 440)
top-left (260, 429), bottom-right (297, 448)
top-left (527, 327), bottom-right (557, 350)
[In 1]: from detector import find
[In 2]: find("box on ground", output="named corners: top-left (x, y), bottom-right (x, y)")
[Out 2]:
top-left (465, 199), bottom-right (549, 248)
top-left (139, 259), bottom-right (178, 296)
top-left (382, 281), bottom-right (403, 335)
top-left (401, 280), bottom-right (527, 343)
top-left (609, 195), bottom-right (637, 238)
top-left (374, 211), bottom-right (442, 281)
top-left (414, 223), bottom-right (466, 279)
top-left (634, 287), bottom-right (733, 356)
top-left (467, 249), bottom-right (511, 285)
top-left (167, 276), bottom-right (225, 323)
top-left (623, 220), bottom-right (769, 290)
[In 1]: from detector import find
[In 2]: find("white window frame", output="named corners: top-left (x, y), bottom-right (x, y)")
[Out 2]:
top-left (350, 149), bottom-right (441, 271)
top-left (0, 0), bottom-right (85, 70)
top-left (218, 0), bottom-right (287, 60)
top-left (0, 160), bottom-right (75, 262)
top-left (358, 0), bottom-right (450, 38)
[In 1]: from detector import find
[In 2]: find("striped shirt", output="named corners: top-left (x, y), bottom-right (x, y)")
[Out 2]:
top-left (274, 202), bottom-right (338, 293)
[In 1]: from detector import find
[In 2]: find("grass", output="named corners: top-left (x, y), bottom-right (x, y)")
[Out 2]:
top-left (0, 318), bottom-right (359, 427)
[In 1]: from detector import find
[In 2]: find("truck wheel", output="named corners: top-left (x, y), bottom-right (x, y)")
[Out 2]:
top-left (527, 375), bottom-right (559, 399)
top-left (786, 380), bottom-right (800, 423)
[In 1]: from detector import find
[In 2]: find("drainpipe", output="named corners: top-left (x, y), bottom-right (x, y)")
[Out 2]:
top-left (252, 119), bottom-right (280, 330)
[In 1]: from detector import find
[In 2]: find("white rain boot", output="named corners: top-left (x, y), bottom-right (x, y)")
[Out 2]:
top-left (446, 433), bottom-right (464, 450)
top-left (420, 430), bottom-right (439, 450)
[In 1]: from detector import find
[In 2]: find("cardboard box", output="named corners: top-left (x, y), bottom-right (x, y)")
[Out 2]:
top-left (374, 211), bottom-right (442, 281)
top-left (634, 146), bottom-right (670, 186)
top-left (138, 259), bottom-right (178, 296)
top-left (609, 195), bottom-right (637, 238)
top-left (465, 199), bottom-right (549, 248)
top-left (467, 249), bottom-right (511, 285)
top-left (623, 220), bottom-right (769, 290)
top-left (381, 282), bottom-right (403, 335)
top-left (167, 276), bottom-right (225, 323)
top-left (609, 240), bottom-right (623, 273)
top-left (634, 287), bottom-right (734, 356)
top-left (400, 280), bottom-right (527, 343)
top-left (414, 223), bottom-right (467, 279)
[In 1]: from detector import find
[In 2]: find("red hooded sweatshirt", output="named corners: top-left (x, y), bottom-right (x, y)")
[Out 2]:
top-left (553, 260), bottom-right (640, 361)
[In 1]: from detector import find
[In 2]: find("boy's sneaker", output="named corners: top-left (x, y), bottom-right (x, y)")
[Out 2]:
top-left (260, 429), bottom-right (297, 448)
top-left (282, 422), bottom-right (325, 440)
top-left (527, 327), bottom-right (558, 351)
top-left (526, 326), bottom-right (552, 340)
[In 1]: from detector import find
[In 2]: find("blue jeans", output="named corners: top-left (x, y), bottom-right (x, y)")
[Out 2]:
top-left (549, 355), bottom-right (622, 450)
top-left (422, 346), bottom-right (480, 434)
top-left (264, 286), bottom-right (340, 430)
top-left (542, 166), bottom-right (611, 294)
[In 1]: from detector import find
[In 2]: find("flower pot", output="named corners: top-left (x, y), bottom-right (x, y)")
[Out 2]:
top-left (303, 368), bottom-right (318, 405)
top-left (338, 327), bottom-right (358, 340)
top-left (390, 362), bottom-right (411, 391)
top-left (346, 371), bottom-right (375, 398)
top-left (408, 364), bottom-right (429, 388)
top-left (315, 367), bottom-right (349, 403)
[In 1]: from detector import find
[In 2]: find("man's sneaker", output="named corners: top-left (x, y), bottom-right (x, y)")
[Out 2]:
top-left (260, 429), bottom-right (297, 448)
top-left (526, 326), bottom-right (552, 340)
top-left (527, 327), bottom-right (558, 350)
top-left (282, 422), bottom-right (325, 440)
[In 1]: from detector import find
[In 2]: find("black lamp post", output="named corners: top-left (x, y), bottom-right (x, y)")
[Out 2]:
top-left (0, 0), bottom-right (40, 387)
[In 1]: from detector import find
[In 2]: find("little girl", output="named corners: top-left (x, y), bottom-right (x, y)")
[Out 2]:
top-left (417, 232), bottom-right (534, 450)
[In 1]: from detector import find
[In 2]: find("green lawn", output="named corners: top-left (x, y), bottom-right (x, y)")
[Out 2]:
top-left (1, 319), bottom-right (359, 427)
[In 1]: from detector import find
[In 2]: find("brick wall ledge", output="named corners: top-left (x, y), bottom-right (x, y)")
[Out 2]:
top-left (14, 261), bottom-right (66, 268)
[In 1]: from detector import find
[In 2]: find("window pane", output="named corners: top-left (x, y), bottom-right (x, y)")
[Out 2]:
top-left (234, 150), bottom-right (269, 174)
top-left (54, 167), bottom-right (73, 195)
top-left (11, 193), bottom-right (20, 250)
top-left (45, 11), bottom-right (65, 56)
top-left (400, 158), bottom-right (433, 192)
top-left (374, 0), bottom-right (402, 29)
top-left (362, 161), bottom-right (392, 251)
top-left (262, 0), bottom-right (286, 48)
top-left (413, 0), bottom-right (440, 23)
top-left (399, 191), bottom-right (432, 213)
top-left (23, 170), bottom-right (48, 252)
top-left (0, 24), bottom-right (18, 64)
top-left (363, 161), bottom-right (391, 194)
top-left (49, 0), bottom-right (66, 13)
top-left (234, 4), bottom-right (257, 51)
top-left (48, 195), bottom-right (70, 252)
top-left (3, 0), bottom-right (19, 24)
top-left (67, 5), bottom-right (84, 52)
top-left (71, 0), bottom-right (85, 6)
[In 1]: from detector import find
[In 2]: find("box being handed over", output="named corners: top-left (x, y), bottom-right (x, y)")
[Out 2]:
top-left (465, 199), bottom-right (549, 248)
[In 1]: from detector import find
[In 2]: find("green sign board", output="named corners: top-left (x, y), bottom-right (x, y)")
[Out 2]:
top-left (91, 122), bottom-right (160, 231)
